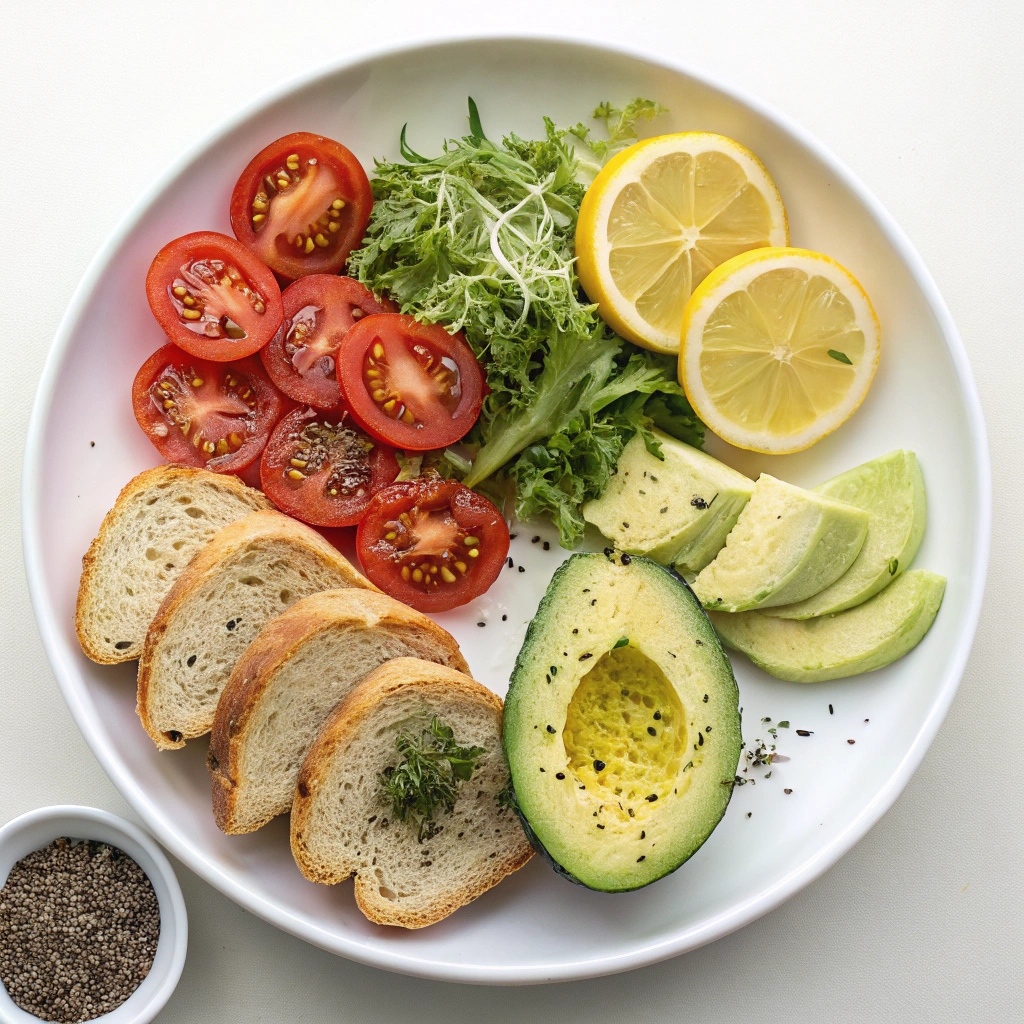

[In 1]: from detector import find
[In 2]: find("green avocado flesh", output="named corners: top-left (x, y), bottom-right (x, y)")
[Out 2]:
top-left (582, 430), bottom-right (755, 574)
top-left (692, 474), bottom-right (869, 612)
top-left (764, 451), bottom-right (927, 619)
top-left (709, 569), bottom-right (946, 682)
top-left (503, 553), bottom-right (741, 892)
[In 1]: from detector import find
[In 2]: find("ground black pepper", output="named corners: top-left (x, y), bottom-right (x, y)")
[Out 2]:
top-left (0, 838), bottom-right (160, 1023)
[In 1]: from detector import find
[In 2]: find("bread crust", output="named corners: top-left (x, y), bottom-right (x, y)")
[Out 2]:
top-left (291, 658), bottom-right (533, 929)
top-left (75, 464), bottom-right (272, 664)
top-left (137, 510), bottom-right (376, 750)
top-left (208, 590), bottom-right (469, 833)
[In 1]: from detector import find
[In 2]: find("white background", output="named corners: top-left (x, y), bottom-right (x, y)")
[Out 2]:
top-left (1, 1), bottom-right (1021, 1020)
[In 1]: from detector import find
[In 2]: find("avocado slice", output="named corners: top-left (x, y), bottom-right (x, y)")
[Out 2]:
top-left (764, 451), bottom-right (927, 619)
top-left (503, 553), bottom-right (741, 892)
top-left (709, 569), bottom-right (946, 682)
top-left (692, 475), bottom-right (869, 612)
top-left (582, 431), bottom-right (755, 574)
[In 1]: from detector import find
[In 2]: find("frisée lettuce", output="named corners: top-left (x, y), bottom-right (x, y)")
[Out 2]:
top-left (349, 99), bottom-right (703, 546)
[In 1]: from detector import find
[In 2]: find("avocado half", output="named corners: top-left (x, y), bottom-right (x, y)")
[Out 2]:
top-left (503, 553), bottom-right (741, 892)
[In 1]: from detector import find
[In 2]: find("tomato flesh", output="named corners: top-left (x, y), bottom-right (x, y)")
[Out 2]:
top-left (356, 479), bottom-right (509, 612)
top-left (338, 314), bottom-right (485, 451)
top-left (132, 344), bottom-right (285, 473)
top-left (230, 133), bottom-right (372, 280)
top-left (146, 232), bottom-right (283, 361)
top-left (260, 276), bottom-right (395, 410)
top-left (260, 407), bottom-right (398, 528)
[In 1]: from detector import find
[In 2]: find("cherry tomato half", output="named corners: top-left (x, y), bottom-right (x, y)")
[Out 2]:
top-left (145, 232), bottom-right (284, 361)
top-left (356, 479), bottom-right (509, 613)
top-left (337, 314), bottom-right (485, 451)
top-left (229, 132), bottom-right (372, 280)
top-left (260, 276), bottom-right (396, 410)
top-left (260, 406), bottom-right (399, 528)
top-left (132, 344), bottom-right (285, 473)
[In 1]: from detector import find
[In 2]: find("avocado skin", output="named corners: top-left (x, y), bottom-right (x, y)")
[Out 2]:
top-left (504, 552), bottom-right (741, 892)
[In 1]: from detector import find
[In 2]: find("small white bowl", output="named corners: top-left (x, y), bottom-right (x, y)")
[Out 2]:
top-left (0, 806), bottom-right (187, 1024)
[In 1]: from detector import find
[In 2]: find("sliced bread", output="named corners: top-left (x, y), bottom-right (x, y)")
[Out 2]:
top-left (209, 589), bottom-right (469, 835)
top-left (137, 510), bottom-right (376, 750)
top-left (291, 658), bottom-right (533, 929)
top-left (76, 465), bottom-right (272, 664)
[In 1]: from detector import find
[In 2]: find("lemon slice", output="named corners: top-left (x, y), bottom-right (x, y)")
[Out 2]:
top-left (679, 247), bottom-right (881, 454)
top-left (576, 133), bottom-right (789, 353)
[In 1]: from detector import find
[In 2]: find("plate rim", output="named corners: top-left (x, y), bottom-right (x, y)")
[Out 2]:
top-left (21, 30), bottom-right (992, 985)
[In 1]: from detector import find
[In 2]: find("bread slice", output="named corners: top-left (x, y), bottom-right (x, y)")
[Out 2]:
top-left (291, 658), bottom-right (533, 929)
top-left (208, 590), bottom-right (469, 835)
top-left (76, 465), bottom-right (272, 664)
top-left (137, 510), bottom-right (376, 750)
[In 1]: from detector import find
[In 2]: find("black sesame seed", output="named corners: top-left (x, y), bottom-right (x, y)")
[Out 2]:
top-left (502, 614), bottom-right (507, 621)
top-left (226, 619), bottom-right (236, 631)
top-left (653, 711), bottom-right (662, 720)
top-left (703, 694), bottom-right (709, 703)
top-left (746, 812), bottom-right (753, 818)
top-left (509, 533), bottom-right (518, 540)
top-left (543, 541), bottom-right (550, 551)
top-left (829, 704), bottom-right (834, 714)
top-left (114, 641), bottom-right (132, 650)
top-left (637, 856), bottom-right (646, 862)
top-left (579, 653), bottom-right (593, 661)
top-left (646, 794), bottom-right (658, 802)
top-left (705, 726), bottom-right (712, 733)
top-left (478, 621), bottom-right (486, 627)
top-left (647, 727), bottom-right (657, 736)
top-left (604, 547), bottom-right (614, 556)
top-left (593, 760), bottom-right (606, 771)
top-left (550, 666), bottom-right (557, 675)
top-left (697, 733), bottom-right (704, 746)
top-left (532, 536), bottom-right (540, 543)
top-left (186, 655), bottom-right (197, 667)
top-left (640, 830), bottom-right (646, 839)
top-left (539, 767), bottom-right (545, 772)
top-left (596, 824), bottom-right (605, 829)
top-left (518, 566), bottom-right (525, 572)
top-left (572, 628), bottom-right (579, 634)
top-left (546, 725), bottom-right (556, 734)
top-left (784, 788), bottom-right (793, 794)
top-left (591, 598), bottom-right (597, 605)
top-left (847, 739), bottom-right (856, 745)
top-left (620, 553), bottom-right (632, 565)
top-left (555, 772), bottom-right (565, 780)
top-left (507, 557), bottom-right (513, 568)
top-left (797, 729), bottom-right (813, 736)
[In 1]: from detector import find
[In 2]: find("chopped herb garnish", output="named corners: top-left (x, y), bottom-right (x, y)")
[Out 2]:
top-left (888, 557), bottom-right (899, 576)
top-left (828, 349), bottom-right (853, 364)
top-left (778, 720), bottom-right (790, 728)
top-left (379, 717), bottom-right (485, 842)
top-left (613, 637), bottom-right (630, 649)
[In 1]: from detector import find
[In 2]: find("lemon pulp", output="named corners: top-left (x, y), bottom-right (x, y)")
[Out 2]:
top-left (607, 150), bottom-right (778, 338)
top-left (700, 266), bottom-right (866, 435)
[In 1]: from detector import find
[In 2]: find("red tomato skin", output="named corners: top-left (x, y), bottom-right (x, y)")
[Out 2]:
top-left (337, 314), bottom-right (485, 451)
top-left (356, 479), bottom-right (509, 613)
top-left (229, 132), bottom-right (372, 281)
top-left (259, 407), bottom-right (399, 528)
top-left (131, 343), bottom-right (285, 474)
top-left (145, 232), bottom-right (283, 361)
top-left (260, 276), bottom-right (396, 410)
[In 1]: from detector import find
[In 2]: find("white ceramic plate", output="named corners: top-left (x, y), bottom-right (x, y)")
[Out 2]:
top-left (22, 35), bottom-right (989, 984)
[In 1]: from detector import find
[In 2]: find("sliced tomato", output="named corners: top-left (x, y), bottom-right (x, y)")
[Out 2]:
top-left (132, 344), bottom-right (285, 473)
top-left (145, 232), bottom-right (283, 361)
top-left (260, 406), bottom-right (398, 528)
top-left (337, 314), bottom-right (484, 451)
top-left (356, 479), bottom-right (509, 612)
top-left (229, 132), bottom-right (372, 280)
top-left (260, 276), bottom-right (395, 410)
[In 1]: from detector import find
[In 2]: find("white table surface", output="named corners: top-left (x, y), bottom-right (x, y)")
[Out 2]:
top-left (2, 1), bottom-right (1020, 1019)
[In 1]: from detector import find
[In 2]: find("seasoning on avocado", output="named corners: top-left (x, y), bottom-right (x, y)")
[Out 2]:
top-left (0, 838), bottom-right (160, 1023)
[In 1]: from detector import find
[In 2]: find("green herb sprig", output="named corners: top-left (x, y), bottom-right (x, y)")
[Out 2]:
top-left (379, 718), bottom-right (486, 842)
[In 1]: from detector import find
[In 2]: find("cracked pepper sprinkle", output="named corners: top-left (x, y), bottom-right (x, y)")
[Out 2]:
top-left (0, 838), bottom-right (160, 1022)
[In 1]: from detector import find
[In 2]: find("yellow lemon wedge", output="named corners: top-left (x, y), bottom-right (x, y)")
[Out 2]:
top-left (679, 247), bottom-right (881, 454)
top-left (576, 133), bottom-right (789, 354)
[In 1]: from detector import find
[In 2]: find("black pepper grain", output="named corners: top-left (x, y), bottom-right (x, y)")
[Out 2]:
top-left (555, 772), bottom-right (565, 780)
top-left (0, 838), bottom-right (160, 1023)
